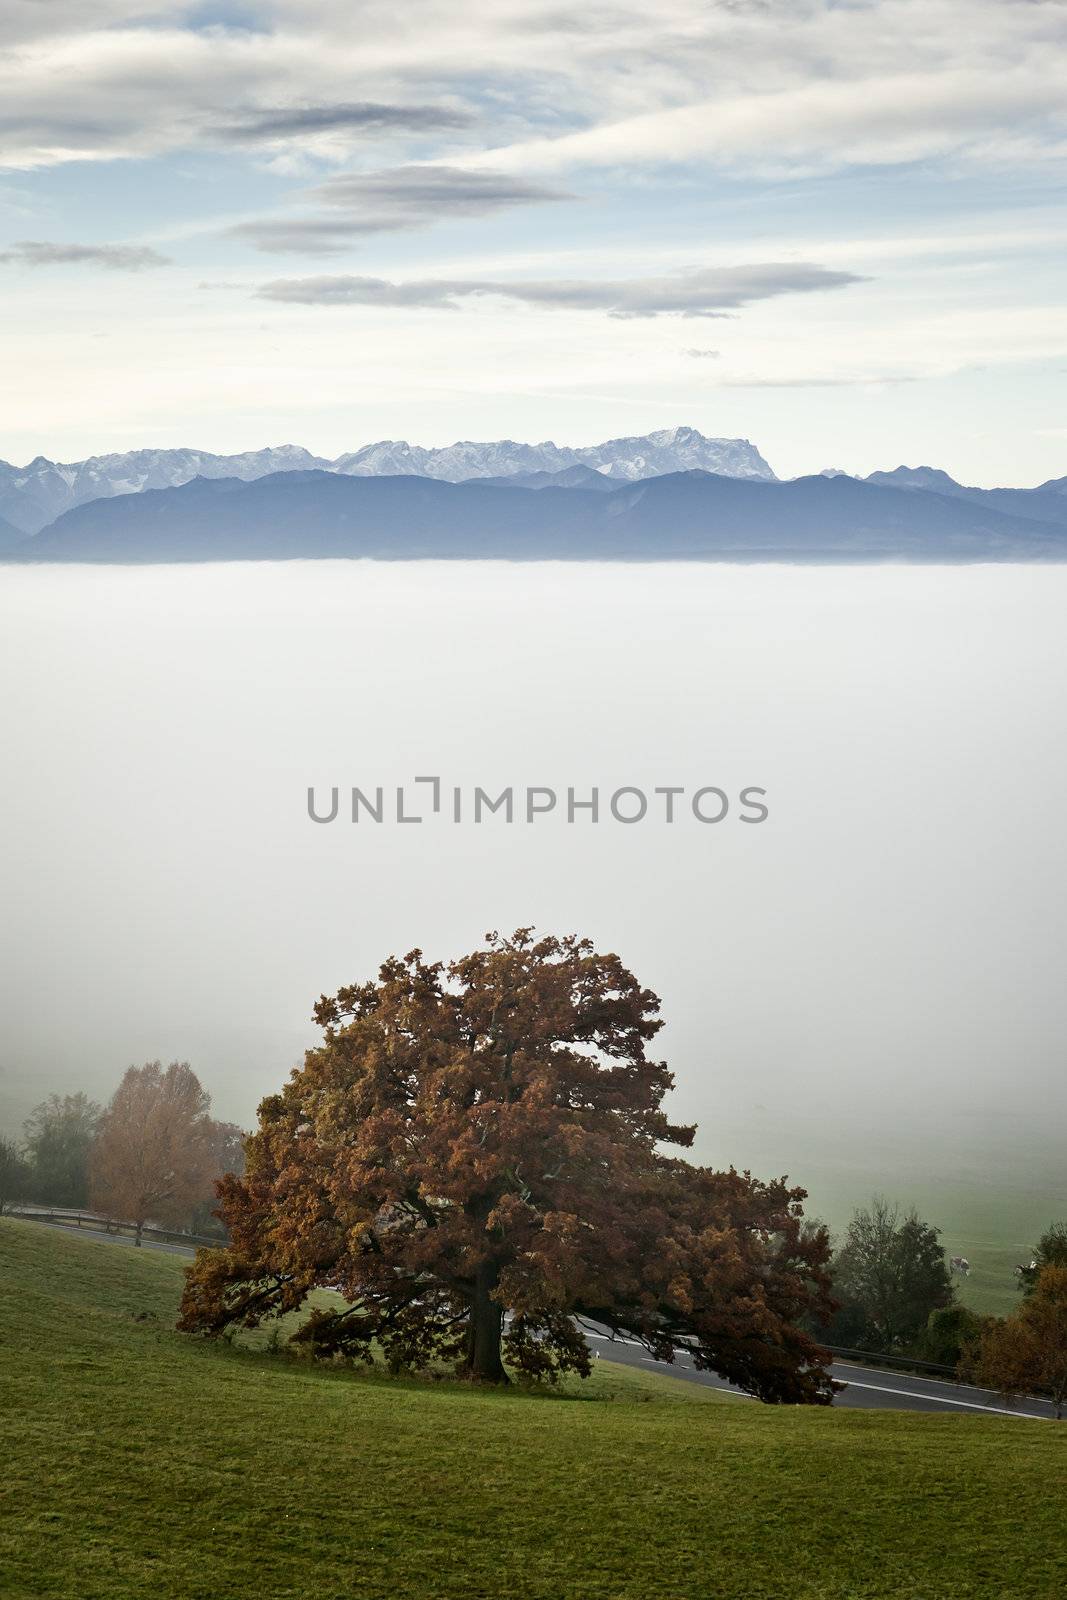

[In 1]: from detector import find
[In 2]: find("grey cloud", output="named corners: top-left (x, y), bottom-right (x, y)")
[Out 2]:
top-left (232, 164), bottom-right (576, 253)
top-left (1, 1), bottom-right (1065, 182)
top-left (215, 103), bottom-right (474, 143)
top-left (684, 347), bottom-right (721, 358)
top-left (256, 262), bottom-right (864, 315)
top-left (259, 275), bottom-right (461, 308)
top-left (0, 240), bottom-right (170, 269)
top-left (230, 218), bottom-right (407, 253)
top-left (310, 165), bottom-right (573, 212)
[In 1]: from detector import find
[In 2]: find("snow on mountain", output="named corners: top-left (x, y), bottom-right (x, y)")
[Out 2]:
top-left (582, 426), bottom-right (775, 482)
top-left (335, 426), bottom-right (776, 484)
top-left (0, 446), bottom-right (330, 535)
top-left (0, 429), bottom-right (775, 536)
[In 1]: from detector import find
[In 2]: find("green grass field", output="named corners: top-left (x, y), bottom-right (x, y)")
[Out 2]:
top-left (823, 1182), bottom-right (1048, 1318)
top-left (1, 1218), bottom-right (1064, 1600)
top-left (706, 1112), bottom-right (1064, 1318)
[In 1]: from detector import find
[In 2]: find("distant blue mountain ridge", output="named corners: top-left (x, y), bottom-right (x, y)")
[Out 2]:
top-left (0, 427), bottom-right (772, 539)
top-left (12, 462), bottom-right (1067, 564)
top-left (2, 427), bottom-right (1063, 552)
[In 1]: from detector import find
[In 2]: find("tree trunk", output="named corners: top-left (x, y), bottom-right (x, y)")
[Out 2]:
top-left (462, 1261), bottom-right (508, 1384)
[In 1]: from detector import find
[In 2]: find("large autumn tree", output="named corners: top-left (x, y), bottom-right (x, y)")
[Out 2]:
top-left (179, 931), bottom-right (836, 1402)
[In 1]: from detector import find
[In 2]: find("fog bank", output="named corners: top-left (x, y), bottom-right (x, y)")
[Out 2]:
top-left (2, 560), bottom-right (1064, 1232)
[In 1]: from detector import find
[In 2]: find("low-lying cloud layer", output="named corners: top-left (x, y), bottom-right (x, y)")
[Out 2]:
top-left (257, 262), bottom-right (864, 316)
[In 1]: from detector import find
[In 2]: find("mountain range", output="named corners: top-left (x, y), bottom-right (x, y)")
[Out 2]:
top-left (0, 427), bottom-right (774, 539)
top-left (2, 428), bottom-right (1065, 563)
top-left (19, 466), bottom-right (1067, 564)
top-left (863, 465), bottom-right (1067, 527)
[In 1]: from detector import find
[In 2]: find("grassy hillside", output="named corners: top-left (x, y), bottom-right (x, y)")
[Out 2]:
top-left (1, 1219), bottom-right (1063, 1600)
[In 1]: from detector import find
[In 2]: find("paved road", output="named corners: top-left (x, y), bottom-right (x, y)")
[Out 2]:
top-left (582, 1327), bottom-right (1054, 1420)
top-left (27, 1219), bottom-right (1053, 1418)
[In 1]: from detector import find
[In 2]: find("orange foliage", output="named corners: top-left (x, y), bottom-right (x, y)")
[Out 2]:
top-left (179, 931), bottom-right (835, 1400)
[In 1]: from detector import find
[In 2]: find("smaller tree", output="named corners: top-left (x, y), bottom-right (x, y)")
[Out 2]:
top-left (22, 1093), bottom-right (101, 1207)
top-left (830, 1197), bottom-right (953, 1351)
top-left (915, 1304), bottom-right (985, 1367)
top-left (1018, 1222), bottom-right (1067, 1295)
top-left (188, 1120), bottom-right (247, 1239)
top-left (963, 1265), bottom-right (1067, 1419)
top-left (0, 1136), bottom-right (32, 1215)
top-left (89, 1062), bottom-right (214, 1244)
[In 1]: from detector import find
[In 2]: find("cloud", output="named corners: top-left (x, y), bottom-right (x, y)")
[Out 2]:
top-left (215, 102), bottom-right (474, 143)
top-left (0, 240), bottom-right (170, 269)
top-left (256, 261), bottom-right (864, 315)
top-left (2, 3), bottom-right (1065, 180)
top-left (684, 348), bottom-right (720, 358)
top-left (478, 63), bottom-right (1067, 180)
top-left (310, 165), bottom-right (572, 213)
top-left (717, 373), bottom-right (920, 388)
top-left (230, 218), bottom-right (400, 252)
top-left (231, 164), bottom-right (575, 252)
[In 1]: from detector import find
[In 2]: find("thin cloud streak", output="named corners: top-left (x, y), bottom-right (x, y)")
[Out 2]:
top-left (310, 165), bottom-right (573, 210)
top-left (215, 102), bottom-right (474, 143)
top-left (256, 262), bottom-right (865, 316)
top-left (231, 218), bottom-right (406, 252)
top-left (0, 240), bottom-right (170, 269)
top-left (232, 165), bottom-right (576, 253)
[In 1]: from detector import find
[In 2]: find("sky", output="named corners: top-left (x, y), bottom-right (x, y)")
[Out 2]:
top-left (0, 0), bottom-right (1066, 483)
